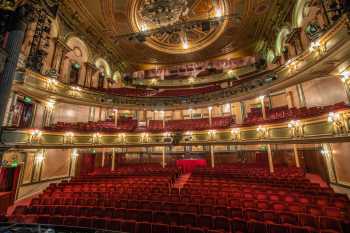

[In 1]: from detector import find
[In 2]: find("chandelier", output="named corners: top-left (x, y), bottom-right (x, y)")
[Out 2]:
top-left (139, 0), bottom-right (189, 26)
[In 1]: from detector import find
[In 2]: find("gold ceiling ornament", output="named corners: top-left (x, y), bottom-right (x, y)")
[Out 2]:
top-left (130, 0), bottom-right (229, 54)
top-left (0, 0), bottom-right (25, 11)
top-left (139, 0), bottom-right (189, 26)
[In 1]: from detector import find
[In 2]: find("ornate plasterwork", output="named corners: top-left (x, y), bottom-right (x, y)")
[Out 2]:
top-left (129, 0), bottom-right (228, 54)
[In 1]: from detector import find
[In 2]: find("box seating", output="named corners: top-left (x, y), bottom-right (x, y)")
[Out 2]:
top-left (46, 118), bottom-right (138, 133)
top-left (10, 166), bottom-right (350, 233)
top-left (149, 116), bottom-right (234, 132)
top-left (243, 102), bottom-right (349, 126)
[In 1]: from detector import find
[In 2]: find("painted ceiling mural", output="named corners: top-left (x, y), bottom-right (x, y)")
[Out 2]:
top-left (59, 0), bottom-right (294, 69)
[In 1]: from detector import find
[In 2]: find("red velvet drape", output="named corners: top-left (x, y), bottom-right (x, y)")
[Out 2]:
top-left (79, 153), bottom-right (95, 176)
top-left (256, 152), bottom-right (268, 167)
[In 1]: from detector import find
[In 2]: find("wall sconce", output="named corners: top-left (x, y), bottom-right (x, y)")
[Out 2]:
top-left (231, 128), bottom-right (240, 140)
top-left (340, 71), bottom-right (350, 83)
top-left (46, 78), bottom-right (58, 90)
top-left (35, 151), bottom-right (45, 164)
top-left (188, 77), bottom-right (195, 84)
top-left (309, 40), bottom-right (321, 53)
top-left (141, 132), bottom-right (149, 143)
top-left (46, 100), bottom-right (55, 110)
top-left (164, 132), bottom-right (171, 137)
top-left (227, 70), bottom-right (235, 78)
top-left (71, 86), bottom-right (82, 96)
top-left (71, 148), bottom-right (79, 159)
top-left (208, 106), bottom-right (213, 111)
top-left (328, 112), bottom-right (347, 135)
top-left (287, 60), bottom-right (298, 73)
top-left (151, 78), bottom-right (158, 85)
top-left (208, 130), bottom-right (216, 140)
top-left (288, 120), bottom-right (303, 138)
top-left (92, 133), bottom-right (102, 144)
top-left (29, 129), bottom-right (42, 143)
top-left (256, 125), bottom-right (268, 139)
top-left (64, 132), bottom-right (74, 144)
top-left (119, 133), bottom-right (126, 143)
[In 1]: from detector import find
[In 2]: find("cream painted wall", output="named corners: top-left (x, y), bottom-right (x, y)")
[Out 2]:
top-left (53, 103), bottom-right (90, 123)
top-left (41, 149), bottom-right (71, 180)
top-left (331, 143), bottom-right (350, 186)
top-left (302, 77), bottom-right (347, 107)
top-left (33, 104), bottom-right (45, 128)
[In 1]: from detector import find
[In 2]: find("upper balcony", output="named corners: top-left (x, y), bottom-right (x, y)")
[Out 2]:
top-left (12, 16), bottom-right (350, 110)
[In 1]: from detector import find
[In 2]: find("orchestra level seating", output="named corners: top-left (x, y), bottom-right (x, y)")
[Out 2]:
top-left (10, 165), bottom-right (350, 233)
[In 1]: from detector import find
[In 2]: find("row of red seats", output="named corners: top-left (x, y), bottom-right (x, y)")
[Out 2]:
top-left (45, 119), bottom-right (138, 133)
top-left (93, 85), bottom-right (222, 97)
top-left (243, 102), bottom-right (348, 126)
top-left (12, 204), bottom-right (347, 233)
top-left (16, 213), bottom-right (343, 233)
top-left (138, 56), bottom-right (255, 79)
top-left (149, 116), bottom-right (234, 132)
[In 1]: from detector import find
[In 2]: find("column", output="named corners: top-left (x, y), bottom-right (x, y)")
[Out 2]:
top-left (210, 145), bottom-right (215, 168)
top-left (259, 96), bottom-right (267, 120)
top-left (267, 144), bottom-right (274, 173)
top-left (286, 91), bottom-right (294, 108)
top-left (84, 62), bottom-right (97, 88)
top-left (239, 101), bottom-right (246, 122)
top-left (321, 144), bottom-right (337, 183)
top-left (162, 146), bottom-right (166, 168)
top-left (5, 92), bottom-right (17, 126)
top-left (293, 144), bottom-right (300, 168)
top-left (161, 111), bottom-right (165, 128)
top-left (0, 8), bottom-right (27, 125)
top-left (57, 43), bottom-right (72, 82)
top-left (111, 148), bottom-right (116, 171)
top-left (208, 107), bottom-right (213, 127)
top-left (51, 39), bottom-right (70, 72)
top-left (101, 149), bottom-right (105, 168)
top-left (114, 109), bottom-right (118, 127)
top-left (296, 84), bottom-right (306, 107)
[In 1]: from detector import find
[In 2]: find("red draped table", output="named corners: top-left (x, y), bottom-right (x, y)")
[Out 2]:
top-left (176, 159), bottom-right (207, 173)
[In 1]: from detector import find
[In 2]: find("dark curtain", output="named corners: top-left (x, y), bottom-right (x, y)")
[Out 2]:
top-left (19, 102), bottom-right (34, 128)
top-left (70, 65), bottom-right (80, 85)
top-left (256, 152), bottom-right (268, 167)
top-left (98, 72), bottom-right (105, 89)
top-left (78, 153), bottom-right (95, 176)
top-left (0, 166), bottom-right (21, 202)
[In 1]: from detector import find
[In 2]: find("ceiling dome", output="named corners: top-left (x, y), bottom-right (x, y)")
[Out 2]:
top-left (130, 0), bottom-right (228, 54)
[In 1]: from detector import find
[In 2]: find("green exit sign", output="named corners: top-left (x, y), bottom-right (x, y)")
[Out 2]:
top-left (23, 96), bottom-right (32, 104)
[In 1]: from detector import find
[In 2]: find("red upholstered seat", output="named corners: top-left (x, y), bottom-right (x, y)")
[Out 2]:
top-left (170, 225), bottom-right (187, 233)
top-left (136, 222), bottom-right (152, 233)
top-left (268, 223), bottom-right (291, 233)
top-left (231, 218), bottom-right (247, 233)
top-left (214, 216), bottom-right (230, 232)
top-left (247, 220), bottom-right (268, 233)
top-left (121, 220), bottom-right (136, 233)
top-left (197, 215), bottom-right (213, 229)
top-left (182, 213), bottom-right (197, 226)
top-left (152, 223), bottom-right (169, 233)
top-left (77, 217), bottom-right (92, 228)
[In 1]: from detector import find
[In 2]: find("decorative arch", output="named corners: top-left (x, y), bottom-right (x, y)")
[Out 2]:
top-left (61, 36), bottom-right (90, 85)
top-left (66, 36), bottom-right (90, 62)
top-left (95, 58), bottom-right (111, 77)
top-left (266, 49), bottom-right (275, 64)
top-left (275, 27), bottom-right (291, 56)
top-left (113, 70), bottom-right (123, 88)
top-left (292, 0), bottom-right (311, 28)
